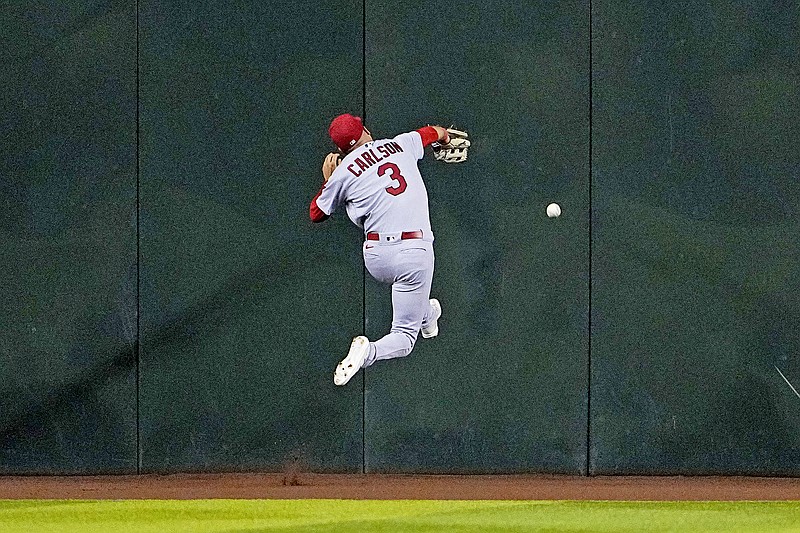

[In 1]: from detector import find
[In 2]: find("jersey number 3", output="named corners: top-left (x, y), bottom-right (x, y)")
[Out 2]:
top-left (379, 162), bottom-right (407, 196)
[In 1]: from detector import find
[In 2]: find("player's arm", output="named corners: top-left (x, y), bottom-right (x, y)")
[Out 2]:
top-left (309, 153), bottom-right (342, 223)
top-left (416, 126), bottom-right (450, 147)
top-left (309, 184), bottom-right (329, 223)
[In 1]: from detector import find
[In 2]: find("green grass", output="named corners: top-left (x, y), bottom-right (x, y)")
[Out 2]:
top-left (1, 500), bottom-right (799, 532)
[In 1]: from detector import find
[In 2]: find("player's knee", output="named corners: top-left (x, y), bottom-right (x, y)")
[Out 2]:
top-left (405, 330), bottom-right (422, 354)
top-left (391, 327), bottom-right (419, 354)
top-left (407, 335), bottom-right (417, 353)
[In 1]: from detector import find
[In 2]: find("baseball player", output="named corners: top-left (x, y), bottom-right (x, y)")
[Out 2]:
top-left (309, 113), bottom-right (469, 386)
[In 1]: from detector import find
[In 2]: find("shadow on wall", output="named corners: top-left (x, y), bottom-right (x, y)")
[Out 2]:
top-left (0, 259), bottom-right (279, 449)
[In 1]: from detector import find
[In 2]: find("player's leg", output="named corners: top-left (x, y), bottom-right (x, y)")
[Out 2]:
top-left (334, 241), bottom-right (401, 385)
top-left (364, 242), bottom-right (434, 366)
top-left (364, 281), bottom-right (428, 363)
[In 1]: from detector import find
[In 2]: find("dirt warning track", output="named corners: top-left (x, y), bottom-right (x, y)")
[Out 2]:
top-left (1, 474), bottom-right (799, 500)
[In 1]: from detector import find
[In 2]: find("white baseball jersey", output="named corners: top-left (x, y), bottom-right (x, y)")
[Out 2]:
top-left (315, 131), bottom-right (433, 240)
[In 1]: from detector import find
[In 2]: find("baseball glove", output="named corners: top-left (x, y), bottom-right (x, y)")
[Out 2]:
top-left (432, 127), bottom-right (471, 163)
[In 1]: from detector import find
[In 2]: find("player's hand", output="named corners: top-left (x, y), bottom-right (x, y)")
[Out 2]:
top-left (432, 128), bottom-right (470, 163)
top-left (322, 153), bottom-right (341, 182)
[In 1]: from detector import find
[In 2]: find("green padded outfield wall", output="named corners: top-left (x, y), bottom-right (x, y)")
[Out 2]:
top-left (591, 0), bottom-right (800, 474)
top-left (138, 0), bottom-right (364, 472)
top-left (0, 1), bottom-right (137, 473)
top-left (5, 0), bottom-right (798, 476)
top-left (364, 1), bottom-right (590, 473)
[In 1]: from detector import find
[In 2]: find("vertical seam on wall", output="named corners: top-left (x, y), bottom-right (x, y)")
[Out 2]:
top-left (361, 0), bottom-right (367, 476)
top-left (135, 0), bottom-right (141, 475)
top-left (587, 0), bottom-right (593, 477)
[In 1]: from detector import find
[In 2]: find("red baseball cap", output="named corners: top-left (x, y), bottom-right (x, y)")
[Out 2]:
top-left (329, 113), bottom-right (364, 151)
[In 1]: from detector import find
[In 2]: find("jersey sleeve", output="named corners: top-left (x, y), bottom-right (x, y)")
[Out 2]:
top-left (309, 184), bottom-right (329, 222)
top-left (314, 175), bottom-right (346, 217)
top-left (393, 131), bottom-right (425, 160)
top-left (415, 126), bottom-right (439, 147)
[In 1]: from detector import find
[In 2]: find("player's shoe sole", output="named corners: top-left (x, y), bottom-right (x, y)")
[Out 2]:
top-left (334, 336), bottom-right (369, 386)
top-left (421, 298), bottom-right (441, 339)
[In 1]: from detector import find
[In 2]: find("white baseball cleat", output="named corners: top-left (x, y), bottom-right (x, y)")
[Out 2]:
top-left (333, 336), bottom-right (370, 386)
top-left (421, 298), bottom-right (441, 339)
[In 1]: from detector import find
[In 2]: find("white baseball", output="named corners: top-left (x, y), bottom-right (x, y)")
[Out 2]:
top-left (546, 203), bottom-right (561, 218)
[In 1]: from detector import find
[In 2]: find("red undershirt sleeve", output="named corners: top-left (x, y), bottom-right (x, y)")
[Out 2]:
top-left (309, 184), bottom-right (330, 223)
top-left (416, 126), bottom-right (440, 147)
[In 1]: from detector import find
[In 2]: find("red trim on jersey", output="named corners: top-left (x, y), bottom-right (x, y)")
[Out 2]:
top-left (309, 184), bottom-right (330, 223)
top-left (416, 126), bottom-right (440, 147)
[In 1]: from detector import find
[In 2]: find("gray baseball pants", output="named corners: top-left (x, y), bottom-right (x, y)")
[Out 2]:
top-left (361, 238), bottom-right (436, 367)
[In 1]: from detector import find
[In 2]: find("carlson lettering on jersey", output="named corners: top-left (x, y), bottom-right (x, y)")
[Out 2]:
top-left (347, 141), bottom-right (404, 177)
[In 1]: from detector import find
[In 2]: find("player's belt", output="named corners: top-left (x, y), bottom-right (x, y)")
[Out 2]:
top-left (366, 230), bottom-right (423, 241)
